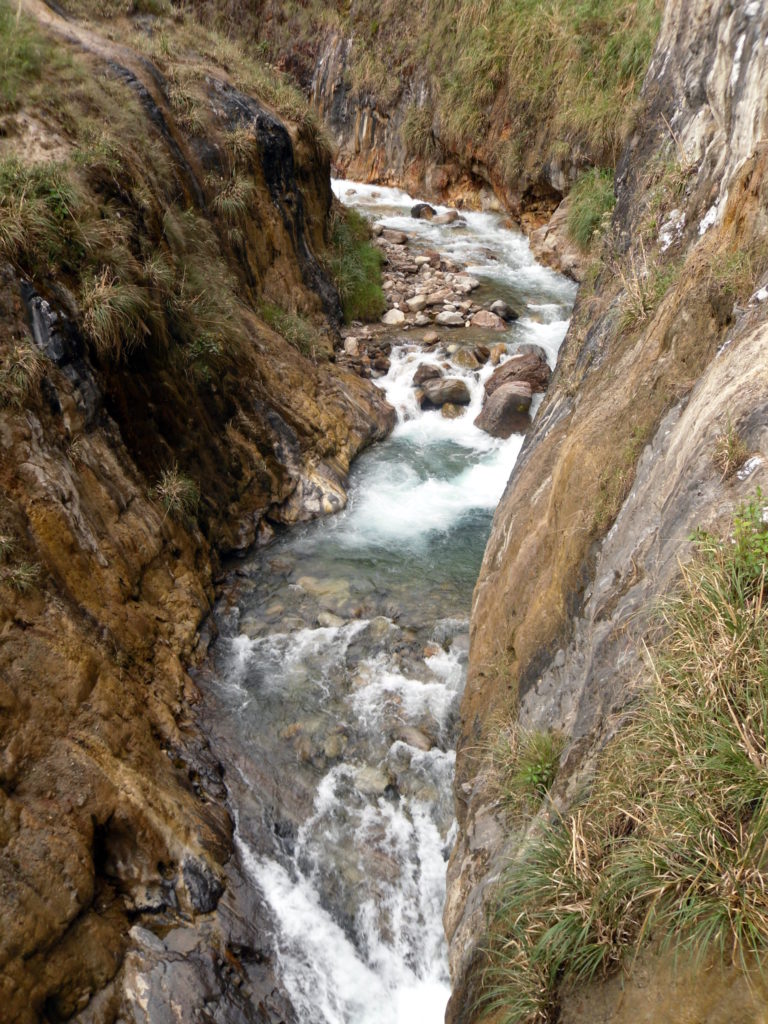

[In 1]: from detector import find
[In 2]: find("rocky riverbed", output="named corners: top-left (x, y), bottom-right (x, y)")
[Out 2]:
top-left (188, 180), bottom-right (577, 1024)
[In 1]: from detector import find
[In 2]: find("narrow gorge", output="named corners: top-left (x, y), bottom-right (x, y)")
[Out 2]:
top-left (2, 2), bottom-right (768, 1024)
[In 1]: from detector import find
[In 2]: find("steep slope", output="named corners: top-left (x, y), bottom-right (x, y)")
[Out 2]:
top-left (190, 0), bottom-right (661, 219)
top-left (0, 3), bottom-right (392, 1020)
top-left (445, 1), bottom-right (768, 1020)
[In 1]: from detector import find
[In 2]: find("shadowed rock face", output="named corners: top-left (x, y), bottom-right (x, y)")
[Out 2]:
top-left (0, 6), bottom-right (394, 1021)
top-left (445, 1), bottom-right (768, 1020)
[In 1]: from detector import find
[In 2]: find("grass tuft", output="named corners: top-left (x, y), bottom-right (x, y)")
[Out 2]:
top-left (567, 168), bottom-right (615, 250)
top-left (487, 724), bottom-right (566, 821)
top-left (153, 463), bottom-right (200, 523)
top-left (713, 419), bottom-right (750, 481)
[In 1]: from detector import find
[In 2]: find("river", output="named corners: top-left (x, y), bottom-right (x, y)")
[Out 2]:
top-left (198, 181), bottom-right (576, 1024)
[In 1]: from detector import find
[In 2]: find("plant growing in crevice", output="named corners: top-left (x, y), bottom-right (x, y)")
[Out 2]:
top-left (488, 724), bottom-right (566, 820)
top-left (153, 463), bottom-right (200, 524)
top-left (567, 168), bottom-right (615, 251)
top-left (0, 339), bottom-right (44, 408)
top-left (712, 418), bottom-right (749, 480)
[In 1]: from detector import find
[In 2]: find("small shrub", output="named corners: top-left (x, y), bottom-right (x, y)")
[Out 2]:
top-left (617, 246), bottom-right (681, 332)
top-left (0, 158), bottom-right (86, 275)
top-left (210, 173), bottom-right (256, 224)
top-left (713, 418), bottom-right (749, 480)
top-left (153, 464), bottom-right (199, 523)
top-left (567, 168), bottom-right (615, 250)
top-left (324, 207), bottom-right (386, 323)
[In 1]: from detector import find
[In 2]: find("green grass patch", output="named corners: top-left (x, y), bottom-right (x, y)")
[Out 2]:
top-left (324, 207), bottom-right (385, 323)
top-left (567, 168), bottom-right (615, 250)
top-left (482, 492), bottom-right (768, 1021)
top-left (488, 725), bottom-right (566, 821)
top-left (260, 301), bottom-right (320, 360)
top-left (0, 0), bottom-right (48, 112)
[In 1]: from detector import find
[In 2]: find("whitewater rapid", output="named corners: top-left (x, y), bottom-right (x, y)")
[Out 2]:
top-left (202, 180), bottom-right (576, 1024)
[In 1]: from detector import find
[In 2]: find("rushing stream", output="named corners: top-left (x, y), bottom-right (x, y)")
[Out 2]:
top-left (200, 182), bottom-right (577, 1023)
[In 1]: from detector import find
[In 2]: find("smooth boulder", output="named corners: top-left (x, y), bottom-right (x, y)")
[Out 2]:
top-left (435, 311), bottom-right (464, 327)
top-left (411, 203), bottom-right (436, 220)
top-left (490, 299), bottom-right (519, 321)
top-left (485, 351), bottom-right (550, 396)
top-left (381, 308), bottom-right (406, 325)
top-left (474, 381), bottom-right (532, 437)
top-left (412, 363), bottom-right (442, 386)
top-left (433, 210), bottom-right (460, 225)
top-left (470, 309), bottom-right (506, 330)
top-left (420, 377), bottom-right (471, 408)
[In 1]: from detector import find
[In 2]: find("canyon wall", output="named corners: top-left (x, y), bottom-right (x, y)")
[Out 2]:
top-left (445, 0), bottom-right (768, 1019)
top-left (0, 2), bottom-right (392, 1020)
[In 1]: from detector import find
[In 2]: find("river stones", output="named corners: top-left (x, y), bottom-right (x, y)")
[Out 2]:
top-left (474, 380), bottom-right (532, 437)
top-left (489, 343), bottom-right (507, 365)
top-left (406, 294), bottom-right (428, 312)
top-left (435, 311), bottom-right (465, 327)
top-left (420, 377), bottom-right (471, 407)
top-left (454, 275), bottom-right (481, 294)
top-left (433, 210), bottom-right (460, 224)
top-left (470, 309), bottom-right (506, 330)
top-left (490, 299), bottom-right (519, 321)
top-left (382, 228), bottom-right (408, 244)
top-left (422, 330), bottom-right (440, 346)
top-left (411, 202), bottom-right (436, 220)
top-left (412, 363), bottom-right (442, 386)
top-left (381, 308), bottom-right (405, 325)
top-left (485, 351), bottom-right (550, 395)
top-left (452, 347), bottom-right (480, 370)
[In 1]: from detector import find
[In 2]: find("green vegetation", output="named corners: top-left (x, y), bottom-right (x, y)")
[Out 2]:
top-left (567, 169), bottom-right (615, 250)
top-left (324, 207), bottom-right (386, 323)
top-left (246, 0), bottom-right (660, 182)
top-left (0, 528), bottom-right (41, 594)
top-left (0, 337), bottom-right (43, 408)
top-left (488, 725), bottom-right (566, 821)
top-left (0, 0), bottom-right (48, 112)
top-left (482, 493), bottom-right (768, 1021)
top-left (259, 301), bottom-right (320, 360)
top-left (153, 463), bottom-right (200, 523)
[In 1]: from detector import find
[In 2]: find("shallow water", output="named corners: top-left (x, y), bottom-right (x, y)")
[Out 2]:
top-left (201, 180), bottom-right (576, 1023)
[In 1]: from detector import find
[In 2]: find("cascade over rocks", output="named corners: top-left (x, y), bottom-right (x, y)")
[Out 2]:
top-left (420, 377), bottom-right (472, 407)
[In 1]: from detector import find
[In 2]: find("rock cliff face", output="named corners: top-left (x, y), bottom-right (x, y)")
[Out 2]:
top-left (445, 1), bottom-right (768, 1019)
top-left (0, 3), bottom-right (392, 1020)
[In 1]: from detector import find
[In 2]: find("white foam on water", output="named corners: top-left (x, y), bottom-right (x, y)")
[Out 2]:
top-left (223, 180), bottom-right (578, 1024)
